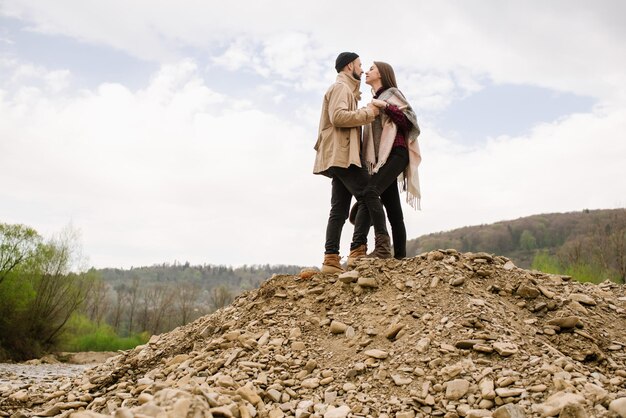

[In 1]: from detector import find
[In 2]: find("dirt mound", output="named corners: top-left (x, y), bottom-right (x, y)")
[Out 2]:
top-left (2, 250), bottom-right (626, 418)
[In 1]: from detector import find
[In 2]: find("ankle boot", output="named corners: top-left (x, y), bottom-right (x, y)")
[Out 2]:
top-left (347, 244), bottom-right (367, 268)
top-left (367, 234), bottom-right (392, 259)
top-left (321, 253), bottom-right (344, 274)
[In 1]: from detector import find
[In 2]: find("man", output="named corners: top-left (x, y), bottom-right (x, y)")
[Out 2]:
top-left (313, 52), bottom-right (380, 273)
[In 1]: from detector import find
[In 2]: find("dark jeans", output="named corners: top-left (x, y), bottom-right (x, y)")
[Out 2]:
top-left (324, 165), bottom-right (370, 254)
top-left (381, 182), bottom-right (407, 258)
top-left (354, 146), bottom-right (409, 240)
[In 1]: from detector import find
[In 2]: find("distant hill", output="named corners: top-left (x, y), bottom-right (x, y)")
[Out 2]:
top-left (406, 208), bottom-right (625, 283)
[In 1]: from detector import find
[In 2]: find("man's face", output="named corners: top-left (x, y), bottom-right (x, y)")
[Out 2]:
top-left (349, 58), bottom-right (363, 81)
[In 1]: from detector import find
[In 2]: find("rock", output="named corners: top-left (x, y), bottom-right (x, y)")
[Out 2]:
top-left (391, 374), bottom-right (412, 386)
top-left (569, 293), bottom-right (596, 306)
top-left (267, 388), bottom-right (282, 403)
top-left (292, 341), bottom-right (306, 351)
top-left (323, 405), bottom-right (351, 418)
top-left (446, 379), bottom-right (470, 400)
top-left (357, 277), bottom-right (378, 288)
top-left (301, 378), bottom-right (320, 389)
top-left (609, 397), bottom-right (626, 417)
top-left (466, 410), bottom-right (492, 418)
top-left (532, 391), bottom-right (585, 417)
top-left (384, 323), bottom-right (405, 340)
top-left (338, 270), bottom-right (359, 283)
top-left (364, 349), bottom-right (388, 359)
top-left (449, 277), bottom-right (465, 286)
top-left (558, 404), bottom-right (588, 418)
top-left (330, 321), bottom-right (348, 334)
top-left (493, 404), bottom-right (526, 418)
top-left (495, 388), bottom-right (524, 397)
top-left (493, 342), bottom-right (518, 357)
top-left (503, 261), bottom-right (516, 270)
top-left (456, 340), bottom-right (484, 349)
top-left (479, 379), bottom-right (495, 400)
top-left (548, 316), bottom-right (581, 329)
top-left (416, 337), bottom-right (431, 353)
top-left (236, 382), bottom-right (262, 405)
top-left (516, 284), bottom-right (540, 299)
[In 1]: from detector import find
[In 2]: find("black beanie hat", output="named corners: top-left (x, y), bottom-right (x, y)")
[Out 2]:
top-left (335, 52), bottom-right (359, 73)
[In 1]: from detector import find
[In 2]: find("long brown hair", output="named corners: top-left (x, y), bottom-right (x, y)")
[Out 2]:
top-left (374, 61), bottom-right (398, 90)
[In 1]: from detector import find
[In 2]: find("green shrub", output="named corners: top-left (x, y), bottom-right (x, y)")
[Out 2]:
top-left (60, 314), bottom-right (149, 352)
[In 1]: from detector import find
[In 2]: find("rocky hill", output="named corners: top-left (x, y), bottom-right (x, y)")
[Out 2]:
top-left (2, 250), bottom-right (626, 417)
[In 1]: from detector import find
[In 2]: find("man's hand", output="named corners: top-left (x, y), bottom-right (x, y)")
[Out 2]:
top-left (367, 103), bottom-right (380, 116)
top-left (371, 99), bottom-right (387, 108)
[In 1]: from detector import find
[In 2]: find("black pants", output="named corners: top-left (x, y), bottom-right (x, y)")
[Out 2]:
top-left (324, 165), bottom-right (370, 254)
top-left (354, 146), bottom-right (409, 243)
top-left (381, 181), bottom-right (407, 258)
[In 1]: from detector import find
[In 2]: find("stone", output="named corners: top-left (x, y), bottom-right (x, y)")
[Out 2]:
top-left (267, 389), bottom-right (282, 403)
top-left (493, 404), bottom-right (526, 418)
top-left (493, 342), bottom-right (518, 357)
top-left (343, 383), bottom-right (357, 391)
top-left (503, 261), bottom-right (516, 270)
top-left (323, 405), bottom-right (351, 418)
top-left (384, 323), bottom-right (405, 340)
top-left (416, 337), bottom-right (431, 353)
top-left (301, 378), bottom-right (320, 389)
top-left (495, 388), bottom-right (524, 397)
top-left (292, 341), bottom-right (306, 351)
top-left (391, 374), bottom-right (412, 386)
top-left (532, 391), bottom-right (585, 417)
top-left (516, 284), bottom-right (540, 299)
top-left (569, 293), bottom-right (596, 306)
top-left (445, 379), bottom-right (470, 400)
top-left (357, 277), bottom-right (378, 288)
top-left (338, 270), bottom-right (359, 283)
top-left (449, 277), bottom-right (465, 286)
top-left (456, 339), bottom-right (484, 349)
top-left (479, 379), bottom-right (495, 400)
top-left (466, 410), bottom-right (492, 418)
top-left (559, 404), bottom-right (588, 418)
top-left (548, 316), bottom-right (581, 329)
top-left (330, 321), bottom-right (348, 334)
top-left (609, 397), bottom-right (626, 417)
top-left (236, 382), bottom-right (262, 405)
top-left (364, 349), bottom-right (389, 359)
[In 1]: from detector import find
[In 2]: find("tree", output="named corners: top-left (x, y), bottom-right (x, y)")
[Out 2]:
top-left (210, 285), bottom-right (233, 310)
top-left (519, 230), bottom-right (537, 251)
top-left (0, 223), bottom-right (40, 285)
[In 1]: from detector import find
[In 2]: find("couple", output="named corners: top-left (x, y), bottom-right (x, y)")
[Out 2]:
top-left (313, 51), bottom-right (421, 274)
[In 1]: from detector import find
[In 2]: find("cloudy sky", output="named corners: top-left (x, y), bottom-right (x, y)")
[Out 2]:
top-left (1, 1), bottom-right (625, 269)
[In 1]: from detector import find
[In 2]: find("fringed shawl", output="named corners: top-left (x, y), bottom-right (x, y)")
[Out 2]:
top-left (363, 87), bottom-right (422, 209)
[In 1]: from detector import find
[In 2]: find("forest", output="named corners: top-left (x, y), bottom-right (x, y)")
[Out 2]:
top-left (407, 208), bottom-right (625, 284)
top-left (1, 208), bottom-right (624, 360)
top-left (0, 222), bottom-right (299, 360)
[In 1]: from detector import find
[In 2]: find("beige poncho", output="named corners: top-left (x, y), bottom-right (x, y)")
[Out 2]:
top-left (363, 87), bottom-right (422, 209)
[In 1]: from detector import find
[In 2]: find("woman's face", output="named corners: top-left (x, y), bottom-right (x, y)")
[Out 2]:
top-left (365, 64), bottom-right (381, 86)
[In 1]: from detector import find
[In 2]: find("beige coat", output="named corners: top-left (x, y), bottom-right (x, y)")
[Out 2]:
top-left (313, 72), bottom-right (376, 175)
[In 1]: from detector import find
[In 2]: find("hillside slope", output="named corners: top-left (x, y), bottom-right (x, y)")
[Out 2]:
top-left (407, 208), bottom-right (626, 272)
top-left (2, 251), bottom-right (626, 417)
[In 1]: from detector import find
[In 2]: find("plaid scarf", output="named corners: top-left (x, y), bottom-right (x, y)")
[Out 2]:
top-left (363, 87), bottom-right (422, 209)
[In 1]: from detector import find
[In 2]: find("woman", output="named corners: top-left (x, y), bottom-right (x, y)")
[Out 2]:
top-left (348, 61), bottom-right (421, 264)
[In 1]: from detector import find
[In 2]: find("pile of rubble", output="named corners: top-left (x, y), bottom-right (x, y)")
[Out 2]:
top-left (2, 250), bottom-right (626, 418)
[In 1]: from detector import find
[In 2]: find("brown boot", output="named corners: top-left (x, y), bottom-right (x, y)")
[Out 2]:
top-left (347, 244), bottom-right (367, 268)
top-left (367, 234), bottom-right (392, 259)
top-left (321, 253), bottom-right (344, 274)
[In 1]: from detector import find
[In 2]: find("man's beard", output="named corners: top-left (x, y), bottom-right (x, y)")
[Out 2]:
top-left (352, 70), bottom-right (361, 81)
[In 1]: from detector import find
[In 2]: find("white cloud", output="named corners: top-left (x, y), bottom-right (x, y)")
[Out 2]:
top-left (4, 1), bottom-right (625, 105)
top-left (1, 59), bottom-right (625, 269)
top-left (1, 2), bottom-right (626, 268)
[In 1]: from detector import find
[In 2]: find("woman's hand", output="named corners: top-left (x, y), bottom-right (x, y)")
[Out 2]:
top-left (371, 99), bottom-right (387, 108)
